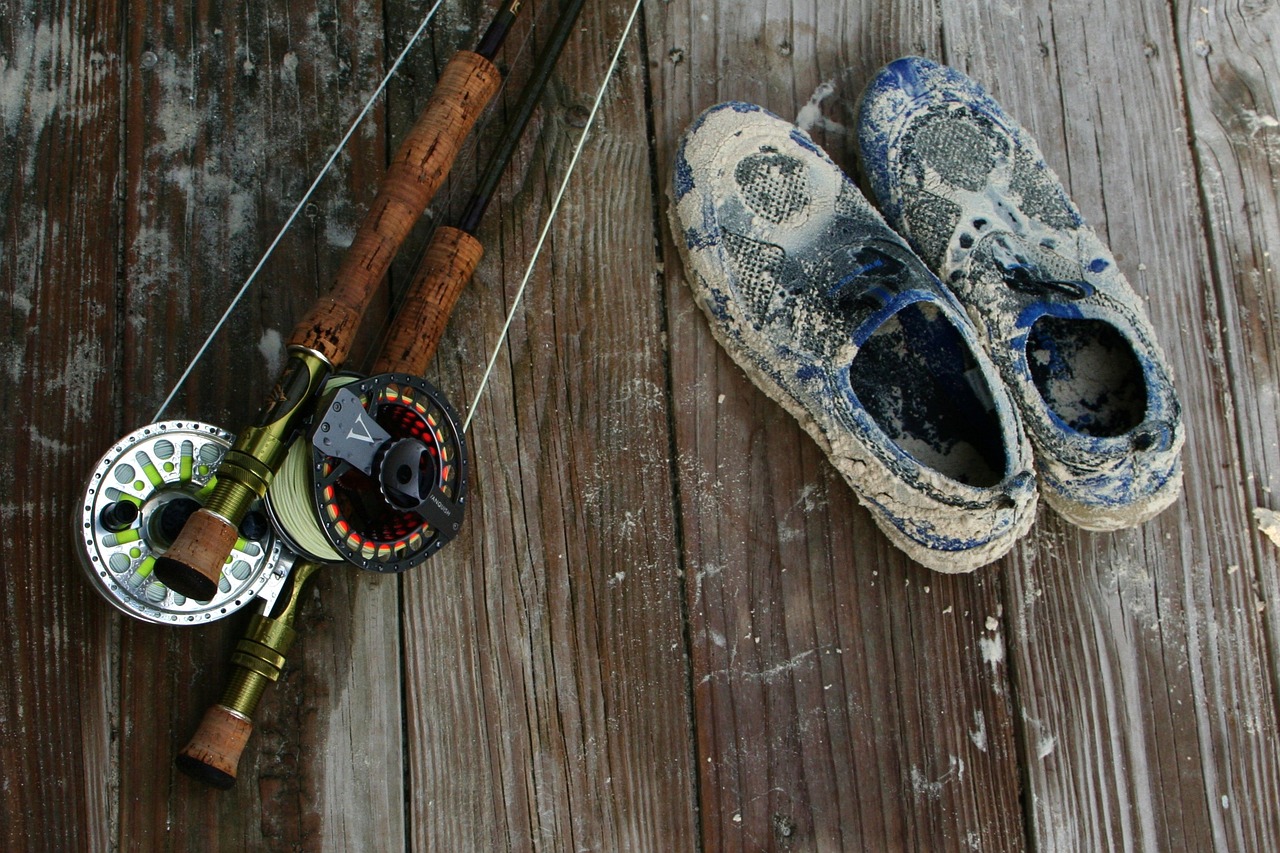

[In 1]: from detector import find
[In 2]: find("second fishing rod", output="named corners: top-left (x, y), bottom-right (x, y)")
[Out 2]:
top-left (172, 0), bottom-right (590, 788)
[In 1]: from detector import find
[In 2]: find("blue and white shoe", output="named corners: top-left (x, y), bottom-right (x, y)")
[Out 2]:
top-left (670, 102), bottom-right (1037, 571)
top-left (856, 58), bottom-right (1184, 530)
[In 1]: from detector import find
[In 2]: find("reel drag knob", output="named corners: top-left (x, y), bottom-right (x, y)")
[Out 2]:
top-left (377, 438), bottom-right (464, 535)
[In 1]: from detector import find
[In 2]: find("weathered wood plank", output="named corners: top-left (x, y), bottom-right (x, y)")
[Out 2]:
top-left (110, 0), bottom-right (404, 847)
top-left (649, 1), bottom-right (1028, 849)
top-left (1178, 0), bottom-right (1280, 722)
top-left (937, 0), bottom-right (1280, 848)
top-left (1178, 2), bottom-right (1280, 846)
top-left (0, 0), bottom-right (122, 849)
top-left (397, 0), bottom-right (700, 848)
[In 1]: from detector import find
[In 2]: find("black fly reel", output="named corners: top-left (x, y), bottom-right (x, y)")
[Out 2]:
top-left (302, 372), bottom-right (468, 573)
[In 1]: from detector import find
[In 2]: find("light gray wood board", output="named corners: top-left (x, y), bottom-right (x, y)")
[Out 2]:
top-left (938, 0), bottom-right (1280, 848)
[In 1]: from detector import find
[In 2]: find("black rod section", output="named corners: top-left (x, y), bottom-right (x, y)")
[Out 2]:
top-left (459, 0), bottom-right (588, 235)
top-left (475, 0), bottom-right (523, 60)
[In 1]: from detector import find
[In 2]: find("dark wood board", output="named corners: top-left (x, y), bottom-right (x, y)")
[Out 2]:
top-left (3, 0), bottom-right (1280, 849)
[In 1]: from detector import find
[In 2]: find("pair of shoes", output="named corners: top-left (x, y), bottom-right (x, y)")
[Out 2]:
top-left (670, 100), bottom-right (1038, 572)
top-left (668, 59), bottom-right (1184, 572)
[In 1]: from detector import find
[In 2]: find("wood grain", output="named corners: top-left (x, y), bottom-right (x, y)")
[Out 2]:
top-left (0, 0), bottom-right (122, 848)
top-left (649, 2), bottom-right (1028, 850)
top-left (6, 0), bottom-right (1280, 849)
top-left (1178, 0), bottom-right (1280, 706)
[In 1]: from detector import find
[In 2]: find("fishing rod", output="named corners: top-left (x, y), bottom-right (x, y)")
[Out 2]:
top-left (171, 0), bottom-right (590, 787)
top-left (76, 0), bottom-right (519, 629)
top-left (150, 0), bottom-right (524, 603)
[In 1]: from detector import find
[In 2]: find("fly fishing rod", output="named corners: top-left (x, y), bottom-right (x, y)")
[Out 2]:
top-left (76, 2), bottom-right (519, 631)
top-left (172, 0), bottom-right (589, 787)
top-left (151, 0), bottom-right (524, 603)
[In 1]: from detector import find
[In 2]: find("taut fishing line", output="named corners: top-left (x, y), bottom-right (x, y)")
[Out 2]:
top-left (463, 0), bottom-right (646, 433)
top-left (151, 0), bottom-right (557, 422)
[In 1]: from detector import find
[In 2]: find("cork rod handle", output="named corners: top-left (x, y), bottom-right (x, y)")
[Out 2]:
top-left (289, 50), bottom-right (501, 364)
top-left (370, 226), bottom-right (485, 376)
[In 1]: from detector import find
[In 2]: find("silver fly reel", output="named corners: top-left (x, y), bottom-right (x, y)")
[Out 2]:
top-left (77, 420), bottom-right (295, 625)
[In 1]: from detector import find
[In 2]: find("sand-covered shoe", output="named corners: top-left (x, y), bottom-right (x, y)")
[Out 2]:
top-left (670, 102), bottom-right (1037, 571)
top-left (856, 58), bottom-right (1184, 530)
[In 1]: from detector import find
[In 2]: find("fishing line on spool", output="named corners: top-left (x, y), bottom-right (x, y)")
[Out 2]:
top-left (266, 372), bottom-right (467, 572)
top-left (264, 376), bottom-right (359, 563)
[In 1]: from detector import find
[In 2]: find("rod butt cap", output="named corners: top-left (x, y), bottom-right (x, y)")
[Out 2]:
top-left (177, 705), bottom-right (252, 790)
top-left (154, 509), bottom-right (238, 600)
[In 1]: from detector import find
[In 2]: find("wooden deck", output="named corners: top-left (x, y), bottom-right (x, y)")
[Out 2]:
top-left (4, 0), bottom-right (1280, 849)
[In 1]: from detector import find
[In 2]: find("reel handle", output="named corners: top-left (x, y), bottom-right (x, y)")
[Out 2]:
top-left (156, 51), bottom-right (502, 600)
top-left (289, 51), bottom-right (500, 365)
top-left (370, 226), bottom-right (485, 376)
top-left (177, 560), bottom-right (323, 788)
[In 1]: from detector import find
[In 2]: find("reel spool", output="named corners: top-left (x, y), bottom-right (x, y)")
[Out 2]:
top-left (266, 373), bottom-right (467, 573)
top-left (77, 421), bottom-right (293, 624)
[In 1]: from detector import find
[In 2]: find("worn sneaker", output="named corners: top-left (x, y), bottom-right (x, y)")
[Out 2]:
top-left (670, 102), bottom-right (1037, 571)
top-left (856, 58), bottom-right (1184, 530)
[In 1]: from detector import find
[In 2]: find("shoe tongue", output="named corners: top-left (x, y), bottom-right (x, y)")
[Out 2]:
top-left (806, 236), bottom-right (963, 344)
top-left (981, 233), bottom-right (1092, 300)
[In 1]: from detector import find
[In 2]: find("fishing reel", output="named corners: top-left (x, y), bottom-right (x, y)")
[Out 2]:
top-left (78, 375), bottom-right (469, 625)
top-left (76, 421), bottom-right (295, 624)
top-left (266, 372), bottom-right (468, 574)
top-left (74, 393), bottom-right (466, 789)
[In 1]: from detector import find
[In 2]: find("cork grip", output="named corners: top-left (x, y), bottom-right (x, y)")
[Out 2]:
top-left (290, 50), bottom-right (501, 364)
top-left (177, 706), bottom-right (252, 790)
top-left (156, 508), bottom-right (240, 601)
top-left (370, 226), bottom-right (485, 376)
